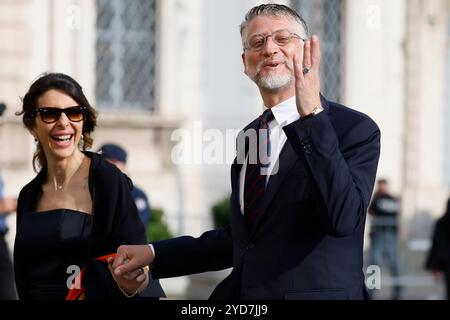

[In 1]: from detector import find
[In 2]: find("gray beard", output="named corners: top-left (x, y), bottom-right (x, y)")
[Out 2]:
top-left (256, 72), bottom-right (293, 90)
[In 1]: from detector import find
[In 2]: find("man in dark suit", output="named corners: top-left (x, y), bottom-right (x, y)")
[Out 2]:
top-left (110, 4), bottom-right (380, 300)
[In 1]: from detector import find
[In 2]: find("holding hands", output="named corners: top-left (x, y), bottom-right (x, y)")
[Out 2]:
top-left (107, 244), bottom-right (154, 297)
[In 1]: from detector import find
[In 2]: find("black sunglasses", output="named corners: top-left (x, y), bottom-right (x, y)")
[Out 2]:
top-left (33, 106), bottom-right (87, 124)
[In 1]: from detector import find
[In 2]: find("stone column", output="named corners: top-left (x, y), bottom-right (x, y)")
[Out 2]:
top-left (403, 0), bottom-right (449, 231)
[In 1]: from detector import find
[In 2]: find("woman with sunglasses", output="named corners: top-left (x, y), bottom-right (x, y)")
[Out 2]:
top-left (13, 73), bottom-right (158, 299)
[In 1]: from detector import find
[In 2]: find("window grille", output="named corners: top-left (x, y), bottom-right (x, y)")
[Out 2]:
top-left (291, 0), bottom-right (343, 102)
top-left (96, 0), bottom-right (157, 111)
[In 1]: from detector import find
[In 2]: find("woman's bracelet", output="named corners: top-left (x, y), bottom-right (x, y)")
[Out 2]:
top-left (117, 283), bottom-right (139, 298)
top-left (116, 266), bottom-right (150, 298)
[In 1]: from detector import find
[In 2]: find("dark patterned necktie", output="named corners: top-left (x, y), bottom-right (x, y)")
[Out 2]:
top-left (244, 109), bottom-right (274, 230)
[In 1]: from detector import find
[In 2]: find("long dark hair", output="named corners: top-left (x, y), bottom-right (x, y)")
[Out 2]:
top-left (16, 73), bottom-right (97, 171)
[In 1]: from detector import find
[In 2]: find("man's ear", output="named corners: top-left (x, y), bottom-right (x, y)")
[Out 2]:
top-left (242, 52), bottom-right (248, 76)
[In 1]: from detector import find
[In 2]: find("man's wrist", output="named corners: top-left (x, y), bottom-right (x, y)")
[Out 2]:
top-left (301, 104), bottom-right (323, 120)
top-left (148, 243), bottom-right (155, 264)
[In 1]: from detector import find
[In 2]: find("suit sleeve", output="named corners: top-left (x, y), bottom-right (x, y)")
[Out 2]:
top-left (284, 110), bottom-right (381, 237)
top-left (150, 225), bottom-right (233, 279)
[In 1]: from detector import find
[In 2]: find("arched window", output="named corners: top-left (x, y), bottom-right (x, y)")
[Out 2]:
top-left (96, 0), bottom-right (157, 111)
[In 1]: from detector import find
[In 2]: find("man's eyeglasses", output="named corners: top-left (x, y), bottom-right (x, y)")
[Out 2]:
top-left (245, 29), bottom-right (306, 51)
top-left (32, 106), bottom-right (87, 124)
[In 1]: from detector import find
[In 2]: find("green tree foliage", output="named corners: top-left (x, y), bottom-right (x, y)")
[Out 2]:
top-left (147, 208), bottom-right (173, 241)
top-left (211, 196), bottom-right (230, 228)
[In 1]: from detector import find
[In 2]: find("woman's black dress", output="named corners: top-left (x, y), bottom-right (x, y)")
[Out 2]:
top-left (14, 209), bottom-right (93, 300)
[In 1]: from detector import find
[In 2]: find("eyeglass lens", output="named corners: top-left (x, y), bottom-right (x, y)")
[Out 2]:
top-left (38, 107), bottom-right (85, 123)
top-left (248, 30), bottom-right (301, 50)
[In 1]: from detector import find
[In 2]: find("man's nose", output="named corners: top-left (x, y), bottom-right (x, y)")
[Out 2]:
top-left (262, 36), bottom-right (279, 55)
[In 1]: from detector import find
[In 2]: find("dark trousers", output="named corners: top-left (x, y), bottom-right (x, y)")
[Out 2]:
top-left (0, 236), bottom-right (18, 299)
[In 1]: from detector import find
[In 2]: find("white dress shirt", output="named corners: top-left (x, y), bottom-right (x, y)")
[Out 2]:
top-left (239, 96), bottom-right (300, 215)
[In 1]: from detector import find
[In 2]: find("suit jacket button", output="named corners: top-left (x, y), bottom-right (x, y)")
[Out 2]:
top-left (246, 243), bottom-right (255, 250)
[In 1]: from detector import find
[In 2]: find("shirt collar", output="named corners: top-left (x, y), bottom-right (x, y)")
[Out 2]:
top-left (263, 96), bottom-right (300, 127)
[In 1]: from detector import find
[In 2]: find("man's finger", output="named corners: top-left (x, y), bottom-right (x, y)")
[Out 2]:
top-left (303, 39), bottom-right (311, 69)
top-left (115, 261), bottom-right (142, 277)
top-left (293, 54), bottom-right (304, 82)
top-left (112, 246), bottom-right (128, 269)
top-left (136, 273), bottom-right (147, 283)
top-left (311, 35), bottom-right (321, 69)
top-left (135, 268), bottom-right (148, 283)
top-left (124, 268), bottom-right (143, 280)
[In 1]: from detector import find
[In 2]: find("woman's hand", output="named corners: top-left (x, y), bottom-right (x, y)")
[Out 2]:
top-left (107, 256), bottom-right (149, 297)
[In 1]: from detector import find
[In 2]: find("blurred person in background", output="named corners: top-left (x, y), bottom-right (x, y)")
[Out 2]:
top-left (98, 143), bottom-right (152, 228)
top-left (0, 102), bottom-right (18, 299)
top-left (98, 143), bottom-right (165, 299)
top-left (13, 73), bottom-right (153, 299)
top-left (425, 196), bottom-right (450, 299)
top-left (368, 179), bottom-right (402, 300)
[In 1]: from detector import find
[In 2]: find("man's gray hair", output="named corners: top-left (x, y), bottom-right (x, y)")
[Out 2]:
top-left (240, 4), bottom-right (309, 46)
